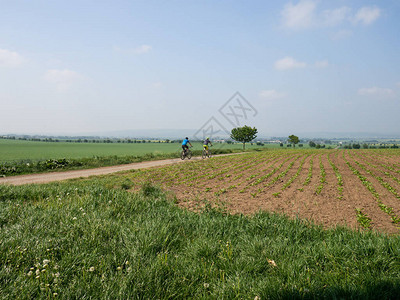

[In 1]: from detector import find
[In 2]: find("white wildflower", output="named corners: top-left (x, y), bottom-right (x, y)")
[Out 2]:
top-left (27, 271), bottom-right (33, 276)
top-left (204, 283), bottom-right (209, 288)
top-left (89, 267), bottom-right (94, 272)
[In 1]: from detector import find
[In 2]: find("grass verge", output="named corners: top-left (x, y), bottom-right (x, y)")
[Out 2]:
top-left (1, 178), bottom-right (399, 299)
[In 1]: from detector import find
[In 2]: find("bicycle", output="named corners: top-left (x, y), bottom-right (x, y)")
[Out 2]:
top-left (181, 147), bottom-right (192, 160)
top-left (202, 145), bottom-right (212, 159)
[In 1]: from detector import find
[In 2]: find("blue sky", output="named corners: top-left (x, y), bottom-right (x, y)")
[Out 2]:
top-left (1, 0), bottom-right (399, 136)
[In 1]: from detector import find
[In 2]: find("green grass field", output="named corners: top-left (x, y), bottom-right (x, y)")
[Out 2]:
top-left (1, 177), bottom-right (399, 299)
top-left (0, 139), bottom-right (274, 163)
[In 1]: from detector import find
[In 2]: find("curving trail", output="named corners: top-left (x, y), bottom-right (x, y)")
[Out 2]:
top-left (0, 155), bottom-right (237, 186)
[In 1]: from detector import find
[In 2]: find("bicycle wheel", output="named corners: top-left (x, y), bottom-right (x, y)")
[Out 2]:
top-left (181, 151), bottom-right (186, 160)
top-left (187, 150), bottom-right (192, 159)
top-left (202, 149), bottom-right (206, 159)
top-left (207, 150), bottom-right (212, 158)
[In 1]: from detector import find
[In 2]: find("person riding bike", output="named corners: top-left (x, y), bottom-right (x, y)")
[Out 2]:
top-left (203, 137), bottom-right (213, 155)
top-left (182, 137), bottom-right (192, 154)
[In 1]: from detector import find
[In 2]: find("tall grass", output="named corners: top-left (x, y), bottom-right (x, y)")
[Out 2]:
top-left (1, 179), bottom-right (400, 299)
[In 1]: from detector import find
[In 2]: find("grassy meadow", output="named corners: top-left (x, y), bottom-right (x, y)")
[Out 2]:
top-left (0, 139), bottom-right (271, 177)
top-left (0, 139), bottom-right (272, 163)
top-left (1, 176), bottom-right (400, 299)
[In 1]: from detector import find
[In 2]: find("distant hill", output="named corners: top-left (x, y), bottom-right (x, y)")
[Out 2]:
top-left (2, 129), bottom-right (400, 140)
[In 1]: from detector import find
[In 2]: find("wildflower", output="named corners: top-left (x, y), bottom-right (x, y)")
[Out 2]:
top-left (83, 213), bottom-right (86, 216)
top-left (127, 267), bottom-right (132, 272)
top-left (267, 259), bottom-right (277, 267)
top-left (30, 267), bottom-right (34, 270)
top-left (254, 296), bottom-right (260, 300)
top-left (117, 266), bottom-right (122, 271)
top-left (36, 269), bottom-right (40, 276)
top-left (204, 283), bottom-right (209, 288)
top-left (43, 259), bottom-right (50, 265)
top-left (89, 267), bottom-right (94, 272)
top-left (72, 217), bottom-right (77, 220)
top-left (79, 207), bottom-right (84, 211)
top-left (27, 271), bottom-right (33, 276)
top-left (53, 293), bottom-right (58, 296)
top-left (125, 261), bottom-right (129, 265)
top-left (36, 275), bottom-right (40, 279)
top-left (55, 272), bottom-right (60, 277)
top-left (41, 269), bottom-right (46, 273)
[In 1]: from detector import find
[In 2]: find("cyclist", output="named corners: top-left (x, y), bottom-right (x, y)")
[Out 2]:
top-left (203, 137), bottom-right (213, 156)
top-left (182, 137), bottom-right (192, 154)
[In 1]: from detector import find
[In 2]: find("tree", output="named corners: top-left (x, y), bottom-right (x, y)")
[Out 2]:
top-left (309, 141), bottom-right (316, 148)
top-left (230, 125), bottom-right (258, 150)
top-left (288, 135), bottom-right (299, 147)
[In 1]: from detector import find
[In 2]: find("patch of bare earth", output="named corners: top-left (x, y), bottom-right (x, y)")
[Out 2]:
top-left (125, 150), bottom-right (400, 234)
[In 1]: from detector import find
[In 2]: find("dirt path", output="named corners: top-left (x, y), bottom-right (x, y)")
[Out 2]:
top-left (0, 154), bottom-right (240, 186)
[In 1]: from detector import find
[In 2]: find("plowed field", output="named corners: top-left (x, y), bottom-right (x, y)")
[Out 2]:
top-left (126, 149), bottom-right (400, 234)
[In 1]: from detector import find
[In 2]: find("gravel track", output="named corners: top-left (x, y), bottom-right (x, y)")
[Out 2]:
top-left (0, 153), bottom-right (242, 186)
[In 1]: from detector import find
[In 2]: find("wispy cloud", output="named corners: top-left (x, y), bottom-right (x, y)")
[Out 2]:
top-left (152, 82), bottom-right (163, 89)
top-left (44, 69), bottom-right (84, 92)
top-left (133, 45), bottom-right (152, 54)
top-left (358, 87), bottom-right (395, 98)
top-left (281, 0), bottom-right (316, 29)
top-left (259, 89), bottom-right (286, 100)
top-left (281, 1), bottom-right (381, 30)
top-left (275, 57), bottom-right (306, 70)
top-left (331, 30), bottom-right (353, 40)
top-left (113, 44), bottom-right (152, 55)
top-left (353, 6), bottom-right (381, 25)
top-left (315, 60), bottom-right (329, 68)
top-left (322, 7), bottom-right (351, 27)
top-left (0, 48), bottom-right (24, 67)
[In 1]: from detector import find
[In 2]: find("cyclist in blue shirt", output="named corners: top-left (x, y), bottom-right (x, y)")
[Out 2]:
top-left (182, 137), bottom-right (192, 153)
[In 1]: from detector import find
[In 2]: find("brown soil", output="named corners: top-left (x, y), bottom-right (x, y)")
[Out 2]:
top-left (133, 150), bottom-right (400, 234)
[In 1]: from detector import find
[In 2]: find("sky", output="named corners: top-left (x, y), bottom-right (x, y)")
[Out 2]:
top-left (1, 0), bottom-right (400, 137)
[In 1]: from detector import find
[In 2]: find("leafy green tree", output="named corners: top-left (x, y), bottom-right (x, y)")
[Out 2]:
top-left (230, 125), bottom-right (258, 150)
top-left (309, 141), bottom-right (316, 147)
top-left (288, 135), bottom-right (299, 147)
